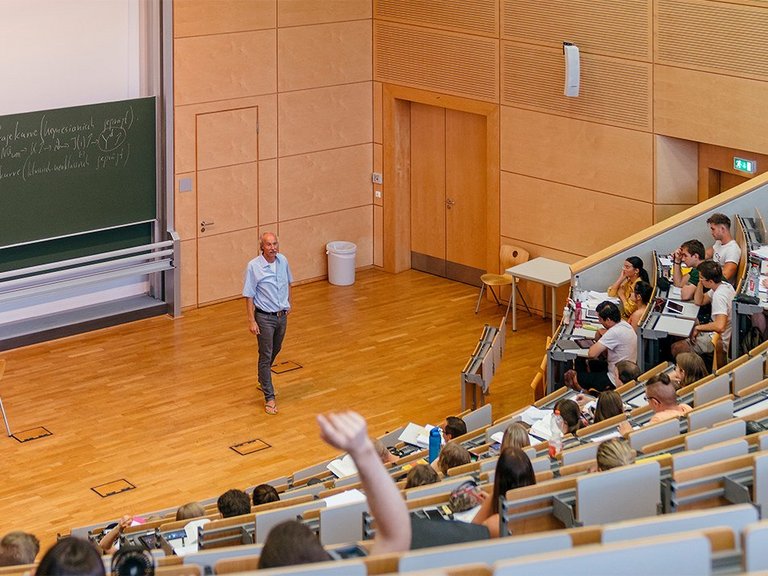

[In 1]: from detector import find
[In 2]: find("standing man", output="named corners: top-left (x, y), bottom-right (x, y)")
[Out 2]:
top-left (243, 232), bottom-right (292, 415)
top-left (705, 213), bottom-right (741, 284)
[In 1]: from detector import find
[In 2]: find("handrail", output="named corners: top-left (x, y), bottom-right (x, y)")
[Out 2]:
top-left (0, 240), bottom-right (175, 281)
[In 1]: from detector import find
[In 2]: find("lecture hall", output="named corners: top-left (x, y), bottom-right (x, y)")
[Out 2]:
top-left (2, 1), bottom-right (768, 575)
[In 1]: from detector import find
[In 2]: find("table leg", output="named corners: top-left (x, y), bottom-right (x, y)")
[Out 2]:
top-left (551, 286), bottom-right (557, 334)
top-left (512, 275), bottom-right (517, 331)
top-left (542, 285), bottom-right (547, 321)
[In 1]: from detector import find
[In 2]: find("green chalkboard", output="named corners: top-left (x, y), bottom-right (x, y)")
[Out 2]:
top-left (0, 97), bottom-right (157, 249)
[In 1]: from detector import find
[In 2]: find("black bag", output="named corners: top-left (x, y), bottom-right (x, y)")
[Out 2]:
top-left (742, 325), bottom-right (766, 355)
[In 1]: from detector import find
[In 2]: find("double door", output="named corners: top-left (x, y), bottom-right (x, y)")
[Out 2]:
top-left (410, 103), bottom-right (487, 286)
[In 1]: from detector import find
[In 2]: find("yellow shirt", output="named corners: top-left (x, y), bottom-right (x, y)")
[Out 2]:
top-left (607, 276), bottom-right (640, 319)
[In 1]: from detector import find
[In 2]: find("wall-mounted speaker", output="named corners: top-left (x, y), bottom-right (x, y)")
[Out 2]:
top-left (563, 42), bottom-right (580, 97)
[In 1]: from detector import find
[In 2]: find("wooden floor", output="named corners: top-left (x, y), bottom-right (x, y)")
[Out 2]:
top-left (0, 269), bottom-right (550, 549)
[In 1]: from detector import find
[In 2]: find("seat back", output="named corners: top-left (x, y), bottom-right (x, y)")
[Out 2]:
top-left (500, 245), bottom-right (530, 271)
top-left (576, 461), bottom-right (660, 525)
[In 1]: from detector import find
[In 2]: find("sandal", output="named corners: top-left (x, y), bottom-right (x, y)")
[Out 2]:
top-left (265, 401), bottom-right (278, 415)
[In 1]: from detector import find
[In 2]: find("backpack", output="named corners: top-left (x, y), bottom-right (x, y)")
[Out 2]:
top-left (742, 325), bottom-right (766, 355)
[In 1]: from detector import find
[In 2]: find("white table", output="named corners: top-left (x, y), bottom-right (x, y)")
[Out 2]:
top-left (506, 257), bottom-right (571, 333)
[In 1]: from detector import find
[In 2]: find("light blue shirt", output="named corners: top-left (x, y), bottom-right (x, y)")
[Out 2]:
top-left (242, 253), bottom-right (293, 312)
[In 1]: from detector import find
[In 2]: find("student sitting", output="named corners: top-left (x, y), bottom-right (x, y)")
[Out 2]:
top-left (564, 301), bottom-right (638, 393)
top-left (607, 256), bottom-right (650, 320)
top-left (671, 260), bottom-right (735, 360)
top-left (596, 438), bottom-right (635, 471)
top-left (252, 484), bottom-right (280, 506)
top-left (258, 411), bottom-right (411, 568)
top-left (627, 280), bottom-right (653, 329)
top-left (669, 352), bottom-right (708, 389)
top-left (500, 422), bottom-right (531, 451)
top-left (0, 532), bottom-right (40, 567)
top-left (435, 441), bottom-right (471, 476)
top-left (620, 373), bottom-right (691, 434)
top-left (592, 390), bottom-right (624, 423)
top-left (405, 464), bottom-right (440, 489)
top-left (705, 213), bottom-right (741, 285)
top-left (554, 399), bottom-right (586, 435)
top-left (471, 448), bottom-right (536, 538)
top-left (672, 239), bottom-right (706, 300)
top-left (441, 416), bottom-right (467, 441)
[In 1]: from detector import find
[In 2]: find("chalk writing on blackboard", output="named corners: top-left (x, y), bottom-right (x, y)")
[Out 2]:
top-left (0, 105), bottom-right (139, 183)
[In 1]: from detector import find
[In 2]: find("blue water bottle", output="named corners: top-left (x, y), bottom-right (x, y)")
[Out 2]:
top-left (428, 427), bottom-right (441, 463)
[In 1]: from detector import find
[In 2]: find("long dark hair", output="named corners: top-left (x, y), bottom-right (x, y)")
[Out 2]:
top-left (626, 256), bottom-right (650, 283)
top-left (491, 447), bottom-right (536, 514)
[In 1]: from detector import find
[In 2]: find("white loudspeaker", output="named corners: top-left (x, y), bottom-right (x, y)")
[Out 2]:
top-left (563, 42), bottom-right (580, 97)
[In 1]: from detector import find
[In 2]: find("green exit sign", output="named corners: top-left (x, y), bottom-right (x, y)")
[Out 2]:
top-left (734, 157), bottom-right (757, 173)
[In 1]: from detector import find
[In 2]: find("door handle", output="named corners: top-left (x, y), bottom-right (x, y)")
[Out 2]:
top-left (200, 220), bottom-right (214, 232)
top-left (445, 198), bottom-right (455, 209)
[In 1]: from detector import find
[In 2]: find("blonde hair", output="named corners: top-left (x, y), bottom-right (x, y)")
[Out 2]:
top-left (596, 438), bottom-right (635, 471)
top-left (176, 501), bottom-right (205, 521)
top-left (500, 422), bottom-right (530, 451)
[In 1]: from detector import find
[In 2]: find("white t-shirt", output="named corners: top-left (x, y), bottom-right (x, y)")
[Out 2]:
top-left (712, 239), bottom-right (741, 266)
top-left (708, 281), bottom-right (736, 346)
top-left (599, 320), bottom-right (638, 384)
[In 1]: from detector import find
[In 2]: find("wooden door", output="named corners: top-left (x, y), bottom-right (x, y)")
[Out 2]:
top-left (195, 106), bottom-right (260, 304)
top-left (410, 103), bottom-right (446, 276)
top-left (445, 108), bottom-right (486, 285)
top-left (410, 103), bottom-right (486, 286)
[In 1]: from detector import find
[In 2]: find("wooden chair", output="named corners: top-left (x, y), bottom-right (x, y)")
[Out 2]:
top-left (475, 245), bottom-right (532, 316)
top-left (0, 359), bottom-right (11, 436)
top-left (710, 332), bottom-right (727, 373)
top-left (530, 337), bottom-right (551, 401)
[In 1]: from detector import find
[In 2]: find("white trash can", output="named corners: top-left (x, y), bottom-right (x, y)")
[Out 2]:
top-left (326, 241), bottom-right (356, 286)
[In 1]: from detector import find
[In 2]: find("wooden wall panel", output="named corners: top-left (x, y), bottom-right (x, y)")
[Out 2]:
top-left (375, 0), bottom-right (498, 36)
top-left (196, 107), bottom-right (259, 171)
top-left (279, 206), bottom-right (373, 280)
top-left (278, 0), bottom-right (371, 27)
top-left (502, 0), bottom-right (651, 60)
top-left (374, 205), bottom-right (383, 267)
top-left (655, 135), bottom-right (698, 205)
top-left (278, 21), bottom-right (372, 92)
top-left (655, 204), bottom-right (695, 223)
top-left (197, 228), bottom-right (261, 304)
top-left (654, 65), bottom-right (768, 154)
top-left (374, 22), bottom-right (499, 102)
top-left (180, 239), bottom-right (197, 308)
top-left (174, 31), bottom-right (276, 106)
top-left (174, 0), bottom-right (275, 38)
top-left (501, 107), bottom-right (653, 201)
top-left (279, 144), bottom-right (372, 221)
top-left (657, 0), bottom-right (768, 80)
top-left (175, 96), bottom-right (277, 173)
top-left (259, 158), bottom-right (278, 226)
top-left (500, 173), bottom-right (653, 257)
top-left (502, 42), bottom-right (652, 130)
top-left (373, 81), bottom-right (383, 144)
top-left (278, 83), bottom-right (372, 157)
top-left (197, 163), bottom-right (259, 234)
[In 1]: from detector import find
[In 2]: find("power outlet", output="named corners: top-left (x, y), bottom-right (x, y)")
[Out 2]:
top-left (372, 172), bottom-right (383, 184)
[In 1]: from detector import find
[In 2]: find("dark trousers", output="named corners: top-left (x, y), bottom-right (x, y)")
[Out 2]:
top-left (256, 312), bottom-right (287, 402)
